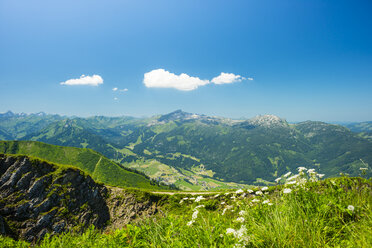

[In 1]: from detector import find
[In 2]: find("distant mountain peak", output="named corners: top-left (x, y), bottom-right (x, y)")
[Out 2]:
top-left (247, 114), bottom-right (288, 127)
top-left (0, 110), bottom-right (15, 117)
top-left (35, 111), bottom-right (46, 116)
top-left (158, 110), bottom-right (196, 122)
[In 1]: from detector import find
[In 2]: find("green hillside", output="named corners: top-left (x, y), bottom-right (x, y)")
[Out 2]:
top-left (130, 114), bottom-right (372, 184)
top-left (0, 140), bottom-right (165, 190)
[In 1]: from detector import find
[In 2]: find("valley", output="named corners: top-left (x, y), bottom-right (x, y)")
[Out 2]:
top-left (1, 110), bottom-right (371, 189)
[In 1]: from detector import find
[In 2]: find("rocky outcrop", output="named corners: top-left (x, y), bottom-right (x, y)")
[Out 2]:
top-left (0, 154), bottom-right (110, 242)
top-left (0, 154), bottom-right (167, 243)
top-left (105, 187), bottom-right (162, 230)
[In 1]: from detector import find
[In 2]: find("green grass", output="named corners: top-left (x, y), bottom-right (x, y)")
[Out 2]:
top-left (0, 140), bottom-right (165, 190)
top-left (2, 176), bottom-right (370, 247)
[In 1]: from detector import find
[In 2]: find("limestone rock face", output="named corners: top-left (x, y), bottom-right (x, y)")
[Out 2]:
top-left (0, 154), bottom-right (110, 242)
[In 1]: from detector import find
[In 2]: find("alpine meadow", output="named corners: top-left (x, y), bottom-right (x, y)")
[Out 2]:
top-left (0, 0), bottom-right (371, 247)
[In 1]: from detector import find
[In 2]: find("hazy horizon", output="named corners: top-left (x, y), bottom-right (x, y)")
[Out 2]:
top-left (1, 109), bottom-right (371, 124)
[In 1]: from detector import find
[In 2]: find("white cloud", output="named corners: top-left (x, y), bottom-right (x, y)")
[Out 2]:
top-left (247, 77), bottom-right (254, 81)
top-left (211, 72), bottom-right (244, 84)
top-left (143, 69), bottom-right (210, 91)
top-left (60, 75), bottom-right (103, 86)
top-left (112, 87), bottom-right (118, 91)
top-left (114, 97), bottom-right (118, 100)
top-left (120, 88), bottom-right (128, 92)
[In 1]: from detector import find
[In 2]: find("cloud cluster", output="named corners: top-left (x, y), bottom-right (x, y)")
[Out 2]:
top-left (112, 87), bottom-right (128, 92)
top-left (144, 69), bottom-right (210, 91)
top-left (143, 69), bottom-right (253, 91)
top-left (60, 75), bottom-right (103, 86)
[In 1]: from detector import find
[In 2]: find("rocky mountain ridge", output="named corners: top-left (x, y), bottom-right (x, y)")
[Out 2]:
top-left (0, 154), bottom-right (165, 242)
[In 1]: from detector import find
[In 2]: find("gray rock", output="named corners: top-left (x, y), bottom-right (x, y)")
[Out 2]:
top-left (0, 216), bottom-right (6, 235)
top-left (37, 228), bottom-right (48, 240)
top-left (52, 221), bottom-right (66, 233)
top-left (27, 175), bottom-right (51, 198)
top-left (16, 172), bottom-right (33, 189)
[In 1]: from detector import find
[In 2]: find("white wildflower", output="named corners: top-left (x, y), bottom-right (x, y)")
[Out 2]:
top-left (192, 209), bottom-right (199, 219)
top-left (286, 181), bottom-right (296, 185)
top-left (251, 198), bottom-right (260, 203)
top-left (240, 193), bottom-right (246, 198)
top-left (307, 169), bottom-right (316, 175)
top-left (179, 200), bottom-right (184, 204)
top-left (347, 205), bottom-right (355, 212)
top-left (261, 186), bottom-right (269, 191)
top-left (268, 203), bottom-right (273, 206)
top-left (317, 174), bottom-right (325, 178)
top-left (239, 210), bottom-right (246, 216)
top-left (283, 188), bottom-right (292, 194)
top-left (235, 217), bottom-right (245, 223)
top-left (287, 174), bottom-right (299, 181)
top-left (235, 189), bottom-right (244, 194)
top-left (262, 200), bottom-right (270, 204)
top-left (236, 225), bottom-right (247, 240)
top-left (283, 172), bottom-right (292, 178)
top-left (190, 197), bottom-right (195, 200)
top-left (214, 194), bottom-right (220, 198)
top-left (255, 190), bottom-right (263, 195)
top-left (195, 195), bottom-right (205, 202)
top-left (187, 220), bottom-right (194, 226)
top-left (297, 167), bottom-right (307, 172)
top-left (231, 196), bottom-right (236, 199)
top-left (226, 225), bottom-right (247, 241)
top-left (225, 192), bottom-right (230, 196)
top-left (247, 189), bottom-right (254, 193)
top-left (221, 201), bottom-right (226, 205)
top-left (275, 177), bottom-right (281, 183)
top-left (194, 205), bottom-right (205, 209)
top-left (298, 178), bottom-right (307, 185)
top-left (183, 197), bottom-right (189, 200)
top-left (187, 207), bottom-right (201, 226)
top-left (222, 208), bottom-right (228, 215)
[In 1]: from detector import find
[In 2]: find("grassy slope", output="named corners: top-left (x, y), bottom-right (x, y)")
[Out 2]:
top-left (1, 176), bottom-right (371, 247)
top-left (0, 140), bottom-right (164, 190)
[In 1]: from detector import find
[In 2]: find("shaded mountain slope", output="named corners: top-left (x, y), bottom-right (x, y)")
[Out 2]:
top-left (0, 154), bottom-right (110, 242)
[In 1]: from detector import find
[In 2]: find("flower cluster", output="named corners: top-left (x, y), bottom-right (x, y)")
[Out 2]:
top-left (278, 167), bottom-right (325, 194)
top-left (226, 225), bottom-right (249, 247)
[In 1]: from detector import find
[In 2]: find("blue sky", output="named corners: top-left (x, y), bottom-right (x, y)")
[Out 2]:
top-left (0, 0), bottom-right (371, 121)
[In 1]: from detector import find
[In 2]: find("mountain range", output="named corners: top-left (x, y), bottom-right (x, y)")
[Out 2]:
top-left (0, 110), bottom-right (371, 188)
